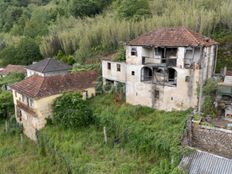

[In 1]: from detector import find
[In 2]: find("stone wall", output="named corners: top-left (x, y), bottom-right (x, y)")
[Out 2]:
top-left (191, 124), bottom-right (232, 159)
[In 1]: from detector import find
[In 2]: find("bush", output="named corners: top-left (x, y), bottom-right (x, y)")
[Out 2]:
top-left (116, 0), bottom-right (151, 20)
top-left (0, 37), bottom-right (42, 66)
top-left (0, 91), bottom-right (14, 119)
top-left (53, 92), bottom-right (94, 128)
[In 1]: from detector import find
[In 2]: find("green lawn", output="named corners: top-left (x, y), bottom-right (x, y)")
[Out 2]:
top-left (0, 94), bottom-right (189, 174)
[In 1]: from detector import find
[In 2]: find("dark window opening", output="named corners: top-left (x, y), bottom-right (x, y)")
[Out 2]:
top-left (131, 48), bottom-right (137, 56)
top-left (168, 68), bottom-right (177, 86)
top-left (185, 76), bottom-right (190, 82)
top-left (141, 67), bottom-right (153, 81)
top-left (154, 90), bottom-right (159, 99)
top-left (131, 71), bottom-right (135, 75)
top-left (117, 64), bottom-right (121, 72)
top-left (107, 62), bottom-right (111, 70)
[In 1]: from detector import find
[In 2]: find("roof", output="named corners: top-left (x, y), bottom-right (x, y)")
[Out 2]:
top-left (179, 150), bottom-right (232, 174)
top-left (0, 65), bottom-right (26, 75)
top-left (11, 71), bottom-right (97, 99)
top-left (26, 58), bottom-right (71, 73)
top-left (128, 27), bottom-right (218, 47)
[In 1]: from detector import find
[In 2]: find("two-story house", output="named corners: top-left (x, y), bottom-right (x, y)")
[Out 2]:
top-left (11, 71), bottom-right (97, 140)
top-left (102, 27), bottom-right (218, 111)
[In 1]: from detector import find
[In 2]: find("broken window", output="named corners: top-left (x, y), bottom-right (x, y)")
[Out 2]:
top-left (141, 67), bottom-right (153, 81)
top-left (107, 62), bottom-right (111, 70)
top-left (117, 64), bottom-right (121, 72)
top-left (154, 90), bottom-right (159, 99)
top-left (168, 68), bottom-right (177, 86)
top-left (166, 48), bottom-right (177, 58)
top-left (131, 48), bottom-right (137, 56)
top-left (185, 48), bottom-right (193, 59)
top-left (131, 71), bottom-right (135, 76)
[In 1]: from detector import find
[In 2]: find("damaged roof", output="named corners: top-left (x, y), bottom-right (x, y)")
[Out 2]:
top-left (11, 71), bottom-right (97, 99)
top-left (128, 27), bottom-right (218, 47)
top-left (27, 58), bottom-right (71, 73)
top-left (0, 64), bottom-right (26, 75)
top-left (179, 150), bottom-right (232, 174)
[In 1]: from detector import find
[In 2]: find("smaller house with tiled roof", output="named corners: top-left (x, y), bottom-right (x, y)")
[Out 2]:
top-left (102, 27), bottom-right (218, 111)
top-left (26, 58), bottom-right (71, 77)
top-left (11, 71), bottom-right (97, 140)
top-left (0, 64), bottom-right (26, 77)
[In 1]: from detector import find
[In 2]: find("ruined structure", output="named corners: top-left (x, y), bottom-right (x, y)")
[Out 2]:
top-left (102, 27), bottom-right (218, 111)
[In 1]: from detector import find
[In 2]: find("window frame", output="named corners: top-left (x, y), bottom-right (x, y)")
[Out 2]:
top-left (117, 64), bottom-right (121, 72)
top-left (131, 47), bottom-right (137, 56)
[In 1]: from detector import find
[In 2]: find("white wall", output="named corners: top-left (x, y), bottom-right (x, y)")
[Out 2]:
top-left (102, 60), bottom-right (126, 83)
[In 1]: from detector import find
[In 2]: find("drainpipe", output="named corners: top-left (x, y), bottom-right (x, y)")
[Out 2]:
top-left (198, 46), bottom-right (204, 114)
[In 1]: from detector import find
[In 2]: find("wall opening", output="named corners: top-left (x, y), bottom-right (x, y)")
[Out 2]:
top-left (168, 68), bottom-right (177, 86)
top-left (107, 62), bottom-right (111, 70)
top-left (117, 64), bottom-right (121, 72)
top-left (141, 67), bottom-right (153, 81)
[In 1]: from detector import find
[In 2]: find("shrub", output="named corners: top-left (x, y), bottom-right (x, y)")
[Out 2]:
top-left (0, 91), bottom-right (14, 119)
top-left (116, 0), bottom-right (151, 21)
top-left (53, 92), bottom-right (94, 128)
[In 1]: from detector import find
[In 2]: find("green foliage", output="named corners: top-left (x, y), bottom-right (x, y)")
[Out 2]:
top-left (202, 79), bottom-right (218, 117)
top-left (112, 46), bottom-right (126, 62)
top-left (56, 50), bottom-right (75, 65)
top-left (116, 0), bottom-right (151, 21)
top-left (0, 37), bottom-right (42, 66)
top-left (44, 94), bottom-right (189, 173)
top-left (0, 120), bottom-right (67, 173)
top-left (70, 0), bottom-right (111, 18)
top-left (53, 92), bottom-right (94, 128)
top-left (71, 63), bottom-right (98, 72)
top-left (0, 91), bottom-right (14, 119)
top-left (0, 73), bottom-right (25, 88)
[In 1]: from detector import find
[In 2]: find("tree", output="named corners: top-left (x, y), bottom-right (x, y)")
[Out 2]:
top-left (53, 92), bottom-right (94, 128)
top-left (70, 0), bottom-right (111, 18)
top-left (0, 91), bottom-right (14, 119)
top-left (116, 0), bottom-right (151, 21)
top-left (0, 37), bottom-right (42, 66)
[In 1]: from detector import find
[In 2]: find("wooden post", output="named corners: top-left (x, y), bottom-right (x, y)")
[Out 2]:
top-left (103, 127), bottom-right (107, 144)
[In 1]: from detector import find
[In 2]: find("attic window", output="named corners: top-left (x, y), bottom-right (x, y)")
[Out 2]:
top-left (107, 62), bottom-right (111, 70)
top-left (117, 64), bottom-right (121, 72)
top-left (131, 48), bottom-right (137, 56)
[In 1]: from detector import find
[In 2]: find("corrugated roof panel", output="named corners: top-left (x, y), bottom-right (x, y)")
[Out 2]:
top-left (179, 150), bottom-right (232, 174)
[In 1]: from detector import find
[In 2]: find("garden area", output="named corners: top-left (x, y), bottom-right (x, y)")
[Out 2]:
top-left (0, 93), bottom-right (189, 174)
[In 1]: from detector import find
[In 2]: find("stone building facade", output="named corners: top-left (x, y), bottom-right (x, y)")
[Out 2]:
top-left (102, 27), bottom-right (218, 111)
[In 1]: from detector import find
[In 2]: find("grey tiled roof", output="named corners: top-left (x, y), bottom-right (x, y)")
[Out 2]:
top-left (27, 58), bottom-right (71, 73)
top-left (179, 150), bottom-right (232, 174)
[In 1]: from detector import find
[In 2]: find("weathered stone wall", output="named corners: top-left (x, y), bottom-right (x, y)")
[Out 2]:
top-left (191, 124), bottom-right (232, 159)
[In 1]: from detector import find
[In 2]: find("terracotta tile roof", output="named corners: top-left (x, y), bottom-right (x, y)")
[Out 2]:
top-left (0, 65), bottom-right (26, 75)
top-left (11, 71), bottom-right (97, 99)
top-left (128, 27), bottom-right (218, 47)
top-left (27, 58), bottom-right (71, 73)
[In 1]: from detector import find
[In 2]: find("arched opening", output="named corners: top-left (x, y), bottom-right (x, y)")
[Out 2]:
top-left (141, 67), bottom-right (153, 81)
top-left (168, 68), bottom-right (177, 86)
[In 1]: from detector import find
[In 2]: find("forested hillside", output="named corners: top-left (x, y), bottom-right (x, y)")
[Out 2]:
top-left (0, 0), bottom-right (231, 68)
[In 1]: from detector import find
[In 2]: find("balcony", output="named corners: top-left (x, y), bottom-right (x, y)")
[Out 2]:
top-left (142, 56), bottom-right (177, 67)
top-left (16, 100), bottom-right (37, 116)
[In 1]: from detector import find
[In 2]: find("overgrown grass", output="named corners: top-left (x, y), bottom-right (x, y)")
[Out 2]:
top-left (41, 94), bottom-right (189, 173)
top-left (0, 120), bottom-right (66, 174)
top-left (0, 94), bottom-right (189, 173)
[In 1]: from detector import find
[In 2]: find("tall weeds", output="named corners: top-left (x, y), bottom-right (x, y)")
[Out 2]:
top-left (40, 0), bottom-right (232, 63)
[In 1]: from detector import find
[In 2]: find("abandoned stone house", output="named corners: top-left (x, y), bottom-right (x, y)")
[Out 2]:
top-left (102, 27), bottom-right (218, 111)
top-left (11, 59), bottom-right (97, 140)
